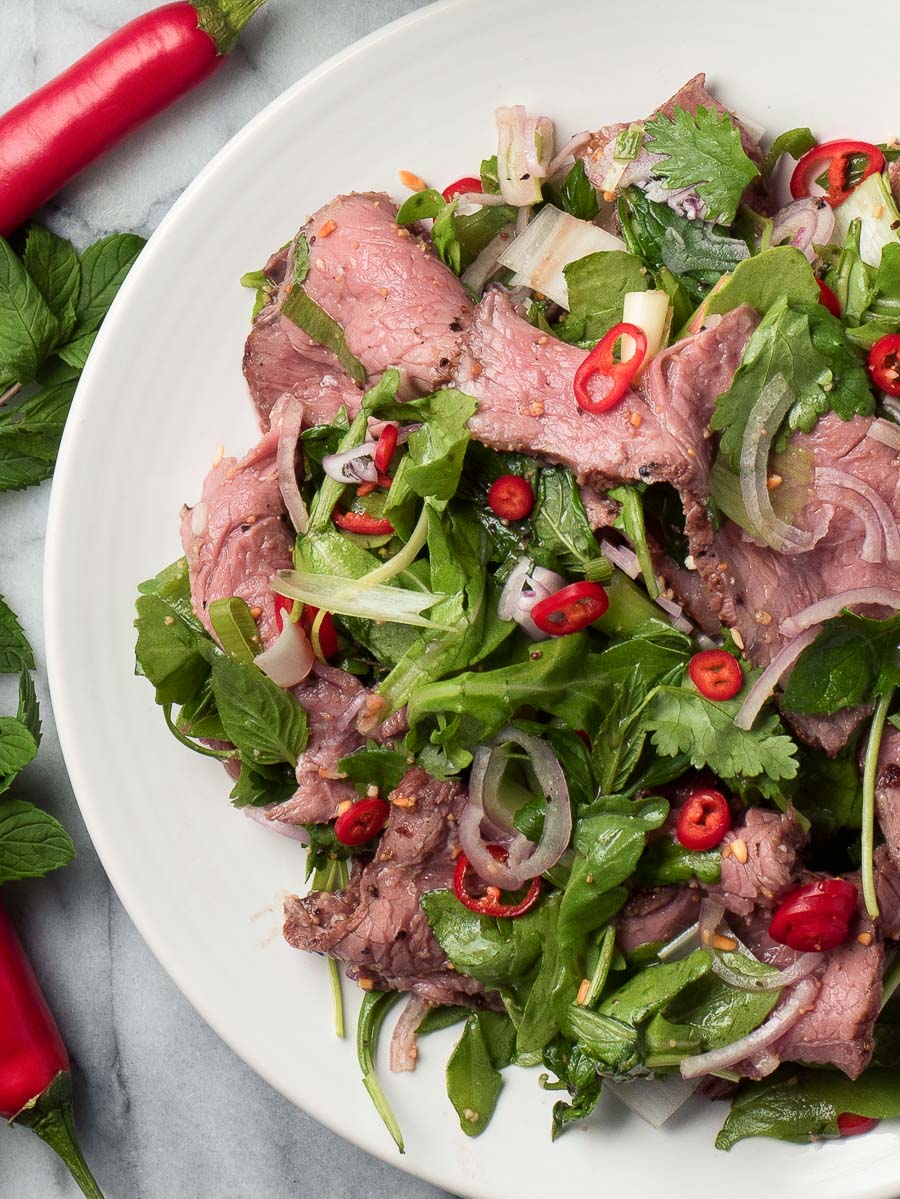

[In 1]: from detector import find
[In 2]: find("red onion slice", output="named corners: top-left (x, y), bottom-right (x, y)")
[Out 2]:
top-left (770, 198), bottom-right (835, 262)
top-left (255, 618), bottom-right (315, 688)
top-left (459, 726), bottom-right (572, 889)
top-left (734, 628), bottom-right (820, 730)
top-left (600, 539), bottom-right (640, 580)
top-left (710, 950), bottom-right (823, 992)
top-left (867, 418), bottom-right (900, 452)
top-left (606, 1074), bottom-right (700, 1128)
top-left (497, 559), bottom-right (565, 641)
top-left (547, 131), bottom-right (592, 179)
top-left (817, 466), bottom-right (900, 561)
top-left (781, 588), bottom-right (900, 637)
top-left (276, 401), bottom-right (308, 534)
top-left (321, 441), bottom-right (379, 484)
top-left (497, 557), bottom-right (532, 620)
top-left (244, 804), bottom-right (309, 844)
top-left (654, 593), bottom-right (693, 634)
top-left (817, 484), bottom-right (884, 562)
top-left (389, 994), bottom-right (430, 1074)
top-left (680, 977), bottom-right (818, 1079)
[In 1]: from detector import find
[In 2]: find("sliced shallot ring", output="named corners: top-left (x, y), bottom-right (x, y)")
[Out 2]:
top-left (816, 466), bottom-right (900, 561)
top-left (321, 441), bottom-right (379, 483)
top-left (255, 617), bottom-right (315, 687)
top-left (389, 994), bottom-right (430, 1074)
top-left (781, 589), bottom-right (900, 638)
top-left (276, 400), bottom-right (308, 533)
top-left (710, 950), bottom-right (823, 991)
top-left (600, 539), bottom-right (640, 580)
top-left (680, 977), bottom-right (819, 1079)
top-left (734, 628), bottom-right (821, 730)
top-left (244, 805), bottom-right (310, 844)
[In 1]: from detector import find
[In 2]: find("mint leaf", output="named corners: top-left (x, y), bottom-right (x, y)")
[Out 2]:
top-left (0, 798), bottom-right (75, 883)
top-left (646, 684), bottom-right (799, 784)
top-left (17, 669), bottom-right (40, 747)
top-left (209, 651), bottom-right (308, 767)
top-left (23, 226), bottom-right (81, 342)
top-left (0, 717), bottom-right (39, 794)
top-left (644, 105), bottom-right (760, 224)
top-left (446, 1014), bottom-right (503, 1137)
top-left (0, 237), bottom-right (59, 385)
top-left (0, 379), bottom-right (77, 492)
top-left (557, 250), bottom-right (648, 344)
top-left (75, 233), bottom-right (145, 334)
top-left (0, 594), bottom-right (34, 672)
top-left (56, 329), bottom-right (97, 370)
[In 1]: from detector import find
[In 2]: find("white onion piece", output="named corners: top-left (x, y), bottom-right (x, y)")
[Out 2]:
top-left (817, 484), bottom-right (884, 562)
top-left (710, 950), bottom-right (823, 992)
top-left (621, 290), bottom-right (672, 369)
top-left (255, 618), bottom-right (315, 688)
top-left (734, 628), bottom-right (819, 730)
top-left (276, 401), bottom-right (308, 534)
top-left (190, 501), bottom-right (209, 536)
top-left (698, 899), bottom-right (726, 950)
top-left (244, 805), bottom-right (310, 844)
top-left (867, 418), bottom-right (900, 451)
top-left (658, 921), bottom-right (701, 961)
top-left (389, 995), bottom-right (429, 1074)
top-left (514, 566), bottom-right (566, 641)
top-left (456, 191), bottom-right (511, 208)
top-left (606, 1074), bottom-right (700, 1128)
top-left (883, 397), bottom-right (900, 423)
top-left (817, 466), bottom-right (900, 560)
top-left (273, 570), bottom-right (447, 629)
top-left (733, 111), bottom-right (767, 144)
top-left (739, 374), bottom-right (831, 554)
top-left (781, 588), bottom-right (900, 637)
top-left (498, 557), bottom-right (533, 620)
top-left (600, 539), bottom-right (640, 580)
top-left (461, 223), bottom-right (515, 294)
top-left (770, 198), bottom-right (835, 262)
top-left (459, 725), bottom-right (572, 889)
top-left (546, 131), bottom-right (592, 179)
top-left (496, 105), bottom-right (554, 206)
top-left (321, 441), bottom-right (378, 484)
top-left (680, 977), bottom-right (818, 1079)
top-left (498, 204), bottom-right (626, 308)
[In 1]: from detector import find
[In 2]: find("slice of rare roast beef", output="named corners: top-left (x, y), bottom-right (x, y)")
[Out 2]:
top-left (707, 808), bottom-right (806, 918)
top-left (283, 768), bottom-right (494, 1006)
top-left (875, 727), bottom-right (900, 871)
top-left (614, 885), bottom-right (701, 954)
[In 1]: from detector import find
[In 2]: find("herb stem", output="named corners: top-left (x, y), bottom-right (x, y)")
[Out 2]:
top-left (161, 704), bottom-right (237, 760)
top-left (327, 958), bottom-right (344, 1038)
top-left (0, 381), bottom-right (21, 407)
top-left (583, 925), bottom-right (616, 1008)
top-left (357, 990), bottom-right (405, 1152)
top-left (862, 687), bottom-right (894, 919)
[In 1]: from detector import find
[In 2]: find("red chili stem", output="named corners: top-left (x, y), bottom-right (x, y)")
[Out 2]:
top-left (0, 1), bottom-right (268, 237)
top-left (0, 904), bottom-right (104, 1197)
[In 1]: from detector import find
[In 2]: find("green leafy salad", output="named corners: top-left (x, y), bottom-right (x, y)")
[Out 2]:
top-left (135, 77), bottom-right (900, 1153)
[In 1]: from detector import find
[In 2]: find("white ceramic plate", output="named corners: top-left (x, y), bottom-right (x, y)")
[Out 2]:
top-left (45, 1), bottom-right (900, 1194)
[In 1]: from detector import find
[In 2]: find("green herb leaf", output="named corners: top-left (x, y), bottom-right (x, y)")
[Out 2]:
top-left (55, 329), bottom-right (97, 370)
top-left (598, 950), bottom-right (712, 1026)
top-left (446, 1014), bottom-right (504, 1137)
top-left (282, 285), bottom-right (367, 384)
top-left (0, 379), bottom-right (77, 493)
top-left (550, 160), bottom-right (599, 222)
top-left (134, 593), bottom-right (211, 706)
top-left (421, 889), bottom-right (545, 986)
top-left (531, 466), bottom-right (609, 575)
top-left (557, 250), bottom-right (648, 345)
top-left (644, 105), bottom-right (760, 225)
top-left (666, 953), bottom-right (782, 1051)
top-left (782, 611), bottom-right (900, 714)
top-left (0, 718), bottom-right (38, 793)
top-left (357, 990), bottom-right (405, 1153)
top-left (338, 744), bottom-right (410, 796)
top-left (17, 668), bottom-right (41, 747)
top-left (209, 651), bottom-right (308, 767)
top-left (228, 761), bottom-right (297, 808)
top-left (762, 127), bottom-right (816, 178)
top-left (23, 226), bottom-right (80, 341)
top-left (0, 797), bottom-right (75, 883)
top-left (396, 189), bottom-right (445, 224)
top-left (0, 237), bottom-right (59, 385)
top-left (291, 235), bottom-right (310, 285)
top-left (0, 594), bottom-right (34, 672)
top-left (704, 246), bottom-right (819, 319)
top-left (75, 233), bottom-right (145, 334)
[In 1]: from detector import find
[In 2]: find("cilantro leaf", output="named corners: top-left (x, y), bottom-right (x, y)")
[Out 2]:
top-left (644, 105), bottom-right (760, 225)
top-left (645, 685), bottom-right (799, 784)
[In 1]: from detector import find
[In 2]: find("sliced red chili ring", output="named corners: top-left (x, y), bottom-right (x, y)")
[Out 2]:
top-left (790, 139), bottom-right (885, 207)
top-left (676, 787), bottom-right (731, 852)
top-left (442, 176), bottom-right (483, 202)
top-left (688, 649), bottom-right (743, 701)
top-left (573, 322), bottom-right (647, 414)
top-left (355, 472), bottom-right (392, 497)
top-left (530, 581), bottom-right (609, 636)
top-left (817, 278), bottom-right (841, 318)
top-left (373, 423), bottom-right (399, 474)
top-left (837, 1113), bottom-right (879, 1137)
top-left (453, 849), bottom-right (541, 918)
top-left (769, 879), bottom-right (858, 952)
top-left (334, 797), bottom-right (390, 846)
top-left (298, 604), bottom-right (339, 661)
top-left (868, 333), bottom-right (900, 397)
top-left (333, 510), bottom-right (395, 535)
top-left (487, 474), bottom-right (534, 521)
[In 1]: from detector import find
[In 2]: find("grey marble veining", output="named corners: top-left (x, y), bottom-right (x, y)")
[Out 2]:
top-left (0, 3), bottom-right (456, 1196)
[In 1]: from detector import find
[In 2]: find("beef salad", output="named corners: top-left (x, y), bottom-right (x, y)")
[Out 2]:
top-left (134, 73), bottom-right (900, 1151)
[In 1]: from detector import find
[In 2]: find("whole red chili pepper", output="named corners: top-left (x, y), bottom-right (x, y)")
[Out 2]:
top-left (0, 903), bottom-right (104, 1197)
top-left (0, 0), bottom-right (268, 237)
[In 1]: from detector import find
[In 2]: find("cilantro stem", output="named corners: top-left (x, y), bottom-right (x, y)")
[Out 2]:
top-left (357, 990), bottom-right (405, 1153)
top-left (327, 958), bottom-right (344, 1039)
top-left (861, 687), bottom-right (894, 919)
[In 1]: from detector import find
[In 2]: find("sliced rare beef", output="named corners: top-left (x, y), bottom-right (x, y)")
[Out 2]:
top-left (890, 159), bottom-right (900, 209)
top-left (875, 846), bottom-right (900, 940)
top-left (707, 808), bottom-right (806, 917)
top-left (614, 885), bottom-right (701, 953)
top-left (180, 415), bottom-right (294, 648)
top-left (577, 73), bottom-right (764, 199)
top-left (875, 727), bottom-right (900, 871)
top-left (283, 768), bottom-right (494, 1006)
top-left (243, 192), bottom-right (472, 428)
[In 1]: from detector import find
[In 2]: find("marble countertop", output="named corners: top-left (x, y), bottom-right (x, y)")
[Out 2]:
top-left (1, 3), bottom-right (455, 1196)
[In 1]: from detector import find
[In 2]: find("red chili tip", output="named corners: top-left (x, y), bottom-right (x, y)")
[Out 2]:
top-left (769, 879), bottom-right (859, 953)
top-left (442, 176), bottom-right (483, 202)
top-left (676, 787), bottom-right (731, 852)
top-left (334, 797), bottom-right (390, 846)
top-left (487, 475), bottom-right (534, 521)
top-left (688, 649), bottom-right (743, 702)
